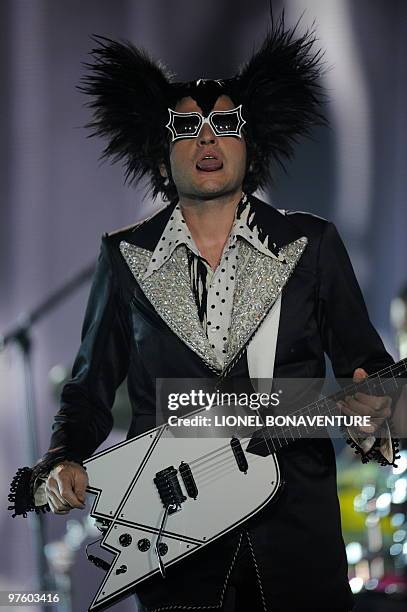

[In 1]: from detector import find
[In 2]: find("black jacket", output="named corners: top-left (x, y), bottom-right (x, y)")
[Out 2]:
top-left (10, 196), bottom-right (395, 611)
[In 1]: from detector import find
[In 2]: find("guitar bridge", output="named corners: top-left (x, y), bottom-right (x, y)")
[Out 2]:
top-left (154, 466), bottom-right (186, 513)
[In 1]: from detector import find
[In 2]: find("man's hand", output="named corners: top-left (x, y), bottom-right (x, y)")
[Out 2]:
top-left (45, 460), bottom-right (88, 514)
top-left (338, 368), bottom-right (392, 435)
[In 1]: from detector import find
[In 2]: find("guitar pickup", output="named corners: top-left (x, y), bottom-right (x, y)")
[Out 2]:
top-left (231, 437), bottom-right (249, 473)
top-left (179, 461), bottom-right (198, 499)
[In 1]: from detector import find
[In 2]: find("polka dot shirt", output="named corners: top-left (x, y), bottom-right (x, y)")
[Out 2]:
top-left (144, 194), bottom-right (277, 367)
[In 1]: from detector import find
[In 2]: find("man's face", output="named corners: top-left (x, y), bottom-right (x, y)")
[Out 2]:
top-left (163, 95), bottom-right (247, 201)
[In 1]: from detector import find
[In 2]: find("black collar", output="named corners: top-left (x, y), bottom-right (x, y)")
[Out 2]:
top-left (118, 194), bottom-right (303, 254)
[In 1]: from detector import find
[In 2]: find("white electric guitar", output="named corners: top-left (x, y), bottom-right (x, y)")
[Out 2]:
top-left (84, 360), bottom-right (405, 611)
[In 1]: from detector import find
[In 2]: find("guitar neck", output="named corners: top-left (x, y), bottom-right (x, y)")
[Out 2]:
top-left (265, 358), bottom-right (407, 449)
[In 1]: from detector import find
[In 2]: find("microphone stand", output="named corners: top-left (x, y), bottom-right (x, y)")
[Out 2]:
top-left (1, 263), bottom-right (95, 611)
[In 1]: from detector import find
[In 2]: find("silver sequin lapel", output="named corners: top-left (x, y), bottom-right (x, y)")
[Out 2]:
top-left (222, 237), bottom-right (308, 373)
top-left (119, 237), bottom-right (307, 375)
top-left (119, 241), bottom-right (223, 372)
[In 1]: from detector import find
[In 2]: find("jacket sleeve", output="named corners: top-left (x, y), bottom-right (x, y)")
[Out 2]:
top-left (48, 236), bottom-right (130, 458)
top-left (8, 236), bottom-right (131, 516)
top-left (316, 221), bottom-right (399, 466)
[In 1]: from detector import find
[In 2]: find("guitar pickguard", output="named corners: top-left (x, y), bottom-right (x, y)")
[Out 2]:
top-left (84, 421), bottom-right (280, 611)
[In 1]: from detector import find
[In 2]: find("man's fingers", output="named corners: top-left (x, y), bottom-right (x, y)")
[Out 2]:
top-left (57, 481), bottom-right (86, 508)
top-left (349, 423), bottom-right (377, 435)
top-left (340, 403), bottom-right (378, 433)
top-left (344, 395), bottom-right (391, 419)
top-left (343, 396), bottom-right (373, 417)
top-left (353, 368), bottom-right (368, 382)
top-left (47, 496), bottom-right (60, 514)
top-left (46, 476), bottom-right (71, 507)
top-left (46, 474), bottom-right (75, 506)
top-left (60, 493), bottom-right (85, 509)
top-left (73, 469), bottom-right (89, 503)
top-left (338, 400), bottom-right (387, 433)
top-left (47, 465), bottom-right (86, 509)
top-left (339, 368), bottom-right (392, 435)
top-left (46, 489), bottom-right (71, 514)
top-left (341, 401), bottom-right (387, 423)
top-left (353, 391), bottom-right (391, 412)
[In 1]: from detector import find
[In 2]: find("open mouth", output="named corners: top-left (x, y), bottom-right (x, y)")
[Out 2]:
top-left (196, 154), bottom-right (223, 172)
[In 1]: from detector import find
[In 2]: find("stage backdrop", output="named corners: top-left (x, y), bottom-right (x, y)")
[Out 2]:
top-left (1, 1), bottom-right (406, 610)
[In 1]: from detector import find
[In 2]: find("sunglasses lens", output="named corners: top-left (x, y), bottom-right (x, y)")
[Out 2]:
top-left (211, 111), bottom-right (239, 134)
top-left (172, 115), bottom-right (201, 137)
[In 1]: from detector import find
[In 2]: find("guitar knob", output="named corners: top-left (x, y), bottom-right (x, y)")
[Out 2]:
top-left (119, 533), bottom-right (132, 547)
top-left (158, 543), bottom-right (168, 556)
top-left (137, 538), bottom-right (151, 552)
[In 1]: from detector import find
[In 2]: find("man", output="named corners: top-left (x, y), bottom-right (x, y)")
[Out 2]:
top-left (9, 16), bottom-right (398, 612)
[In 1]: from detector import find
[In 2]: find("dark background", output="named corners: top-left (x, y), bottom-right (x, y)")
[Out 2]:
top-left (1, 1), bottom-right (406, 610)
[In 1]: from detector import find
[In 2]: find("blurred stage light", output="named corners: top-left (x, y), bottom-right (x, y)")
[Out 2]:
top-left (365, 514), bottom-right (379, 527)
top-left (390, 543), bottom-right (403, 556)
top-left (393, 529), bottom-right (406, 543)
top-left (376, 492), bottom-right (392, 511)
top-left (361, 485), bottom-right (375, 500)
top-left (349, 577), bottom-right (364, 594)
top-left (346, 541), bottom-right (363, 564)
top-left (355, 560), bottom-right (370, 581)
top-left (354, 494), bottom-right (367, 512)
top-left (391, 513), bottom-right (405, 527)
top-left (370, 557), bottom-right (384, 579)
top-left (365, 578), bottom-right (379, 590)
top-left (49, 364), bottom-right (67, 385)
top-left (392, 478), bottom-right (407, 505)
top-left (390, 297), bottom-right (407, 330)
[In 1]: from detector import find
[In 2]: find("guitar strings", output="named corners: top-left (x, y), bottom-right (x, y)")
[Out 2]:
top-left (179, 359), bottom-right (406, 473)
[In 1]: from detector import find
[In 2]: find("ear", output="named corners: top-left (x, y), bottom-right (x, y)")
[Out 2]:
top-left (159, 163), bottom-right (168, 178)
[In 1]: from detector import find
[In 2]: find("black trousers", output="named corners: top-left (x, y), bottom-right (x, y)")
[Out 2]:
top-left (221, 530), bottom-right (267, 612)
top-left (138, 531), bottom-right (265, 611)
top-left (138, 531), bottom-right (353, 611)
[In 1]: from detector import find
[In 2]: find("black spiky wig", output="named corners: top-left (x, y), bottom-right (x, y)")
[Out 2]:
top-left (80, 13), bottom-right (326, 201)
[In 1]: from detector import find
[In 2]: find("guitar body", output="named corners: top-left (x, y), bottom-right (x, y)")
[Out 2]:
top-left (84, 414), bottom-right (280, 611)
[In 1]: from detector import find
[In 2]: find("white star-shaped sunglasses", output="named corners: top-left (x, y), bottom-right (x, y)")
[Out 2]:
top-left (165, 105), bottom-right (246, 142)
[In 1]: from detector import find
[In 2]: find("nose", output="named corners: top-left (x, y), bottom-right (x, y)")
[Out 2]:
top-left (197, 122), bottom-right (217, 146)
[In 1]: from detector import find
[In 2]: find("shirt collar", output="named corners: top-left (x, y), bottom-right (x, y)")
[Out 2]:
top-left (143, 193), bottom-right (279, 279)
top-left (143, 204), bottom-right (197, 278)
